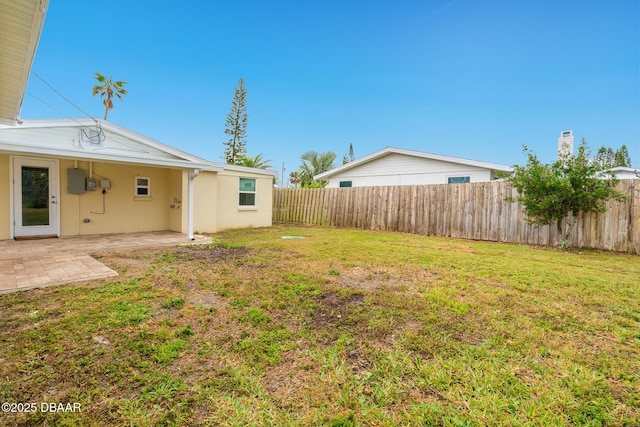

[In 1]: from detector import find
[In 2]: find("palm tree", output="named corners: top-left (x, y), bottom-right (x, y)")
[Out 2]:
top-left (238, 153), bottom-right (271, 169)
top-left (299, 151), bottom-right (336, 186)
top-left (92, 72), bottom-right (128, 120)
top-left (289, 171), bottom-right (302, 188)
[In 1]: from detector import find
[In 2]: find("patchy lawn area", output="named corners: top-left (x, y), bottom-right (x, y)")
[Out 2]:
top-left (0, 225), bottom-right (638, 426)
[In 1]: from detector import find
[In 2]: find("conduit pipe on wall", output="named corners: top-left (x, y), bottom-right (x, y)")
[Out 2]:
top-left (187, 169), bottom-right (200, 240)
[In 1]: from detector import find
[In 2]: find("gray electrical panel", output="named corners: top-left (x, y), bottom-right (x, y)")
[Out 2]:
top-left (67, 168), bottom-right (86, 194)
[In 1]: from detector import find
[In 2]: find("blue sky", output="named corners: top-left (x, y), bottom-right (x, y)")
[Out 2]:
top-left (22, 0), bottom-right (640, 183)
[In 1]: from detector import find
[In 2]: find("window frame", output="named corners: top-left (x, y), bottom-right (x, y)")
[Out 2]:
top-left (447, 176), bottom-right (471, 184)
top-left (238, 177), bottom-right (256, 207)
top-left (135, 176), bottom-right (151, 197)
top-left (339, 180), bottom-right (353, 188)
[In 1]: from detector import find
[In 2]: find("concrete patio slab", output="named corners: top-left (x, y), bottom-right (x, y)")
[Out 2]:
top-left (0, 232), bottom-right (212, 293)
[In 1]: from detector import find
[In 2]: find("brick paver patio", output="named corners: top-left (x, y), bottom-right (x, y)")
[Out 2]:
top-left (0, 232), bottom-right (211, 293)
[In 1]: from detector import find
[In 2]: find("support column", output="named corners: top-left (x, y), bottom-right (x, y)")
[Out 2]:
top-left (187, 168), bottom-right (200, 240)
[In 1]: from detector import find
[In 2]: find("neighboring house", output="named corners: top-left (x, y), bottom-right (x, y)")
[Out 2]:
top-left (314, 147), bottom-right (513, 188)
top-left (601, 167), bottom-right (640, 180)
top-left (0, 0), bottom-right (276, 241)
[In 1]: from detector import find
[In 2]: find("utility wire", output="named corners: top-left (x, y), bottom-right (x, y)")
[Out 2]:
top-left (25, 92), bottom-right (86, 126)
top-left (30, 71), bottom-right (96, 121)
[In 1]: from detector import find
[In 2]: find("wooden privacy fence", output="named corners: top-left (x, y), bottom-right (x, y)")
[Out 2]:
top-left (273, 181), bottom-right (640, 254)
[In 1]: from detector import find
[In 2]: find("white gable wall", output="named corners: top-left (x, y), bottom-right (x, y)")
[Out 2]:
top-left (325, 153), bottom-right (495, 188)
top-left (0, 125), bottom-right (193, 163)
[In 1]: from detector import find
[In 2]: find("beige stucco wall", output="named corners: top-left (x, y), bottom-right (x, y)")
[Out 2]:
top-left (0, 154), bottom-right (10, 240)
top-left (59, 160), bottom-right (176, 236)
top-left (1, 153), bottom-right (274, 240)
top-left (168, 169), bottom-right (184, 232)
top-left (215, 170), bottom-right (273, 231)
top-left (193, 171), bottom-right (218, 233)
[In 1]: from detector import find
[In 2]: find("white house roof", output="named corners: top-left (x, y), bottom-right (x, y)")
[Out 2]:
top-left (0, 118), bottom-right (279, 177)
top-left (0, 0), bottom-right (48, 125)
top-left (599, 167), bottom-right (640, 180)
top-left (608, 167), bottom-right (639, 174)
top-left (315, 146), bottom-right (514, 180)
top-left (222, 162), bottom-right (278, 177)
top-left (0, 118), bottom-right (222, 171)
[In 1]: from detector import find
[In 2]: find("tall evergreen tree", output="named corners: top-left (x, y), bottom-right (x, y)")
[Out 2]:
top-left (223, 78), bottom-right (248, 165)
top-left (593, 146), bottom-right (615, 168)
top-left (593, 144), bottom-right (632, 168)
top-left (342, 143), bottom-right (355, 165)
top-left (614, 145), bottom-right (632, 167)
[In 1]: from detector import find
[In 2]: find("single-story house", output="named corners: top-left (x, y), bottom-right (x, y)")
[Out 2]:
top-left (0, 0), bottom-right (276, 241)
top-left (605, 167), bottom-right (639, 180)
top-left (0, 119), bottom-right (277, 240)
top-left (314, 147), bottom-right (513, 188)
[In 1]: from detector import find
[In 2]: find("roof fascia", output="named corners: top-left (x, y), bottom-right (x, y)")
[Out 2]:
top-left (2, 0), bottom-right (49, 125)
top-left (0, 142), bottom-right (222, 171)
top-left (221, 163), bottom-right (278, 177)
top-left (314, 147), bottom-right (393, 180)
top-left (315, 146), bottom-right (513, 180)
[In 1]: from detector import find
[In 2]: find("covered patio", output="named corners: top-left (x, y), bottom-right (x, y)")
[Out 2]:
top-left (0, 231), bottom-right (211, 293)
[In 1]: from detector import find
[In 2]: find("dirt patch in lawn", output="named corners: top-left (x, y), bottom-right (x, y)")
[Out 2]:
top-left (172, 245), bottom-right (251, 261)
top-left (186, 292), bottom-right (227, 310)
top-left (331, 266), bottom-right (442, 294)
top-left (261, 350), bottom-right (318, 405)
top-left (310, 291), bottom-right (365, 328)
top-left (95, 244), bottom-right (250, 275)
top-left (93, 250), bottom-right (152, 276)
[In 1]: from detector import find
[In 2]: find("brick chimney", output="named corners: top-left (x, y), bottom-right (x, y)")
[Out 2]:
top-left (558, 130), bottom-right (574, 159)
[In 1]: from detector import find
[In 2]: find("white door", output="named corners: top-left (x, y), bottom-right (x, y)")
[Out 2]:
top-left (12, 157), bottom-right (60, 237)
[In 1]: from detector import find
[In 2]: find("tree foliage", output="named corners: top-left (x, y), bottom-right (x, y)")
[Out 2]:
top-left (288, 171), bottom-right (302, 188)
top-left (507, 140), bottom-right (629, 248)
top-left (237, 153), bottom-right (271, 169)
top-left (614, 145), bottom-right (632, 168)
top-left (91, 72), bottom-right (127, 120)
top-left (298, 151), bottom-right (336, 187)
top-left (593, 145), bottom-right (632, 168)
top-left (342, 143), bottom-right (355, 165)
top-left (223, 78), bottom-right (248, 165)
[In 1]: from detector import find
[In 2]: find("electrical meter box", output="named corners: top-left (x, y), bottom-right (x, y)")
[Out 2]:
top-left (86, 178), bottom-right (97, 191)
top-left (67, 168), bottom-right (86, 194)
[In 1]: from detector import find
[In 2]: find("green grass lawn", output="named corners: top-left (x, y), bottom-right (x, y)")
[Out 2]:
top-left (0, 225), bottom-right (638, 426)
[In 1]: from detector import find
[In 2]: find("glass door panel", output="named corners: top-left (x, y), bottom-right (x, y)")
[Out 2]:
top-left (21, 166), bottom-right (50, 226)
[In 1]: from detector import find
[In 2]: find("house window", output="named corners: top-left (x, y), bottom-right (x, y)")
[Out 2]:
top-left (447, 176), bottom-right (470, 184)
top-left (339, 181), bottom-right (352, 188)
top-left (135, 177), bottom-right (151, 197)
top-left (239, 178), bottom-right (256, 206)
